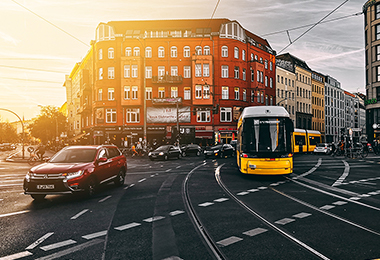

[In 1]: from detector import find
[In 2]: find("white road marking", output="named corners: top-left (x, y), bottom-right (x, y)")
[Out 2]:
top-left (26, 232), bottom-right (54, 250)
top-left (332, 201), bottom-right (348, 206)
top-left (320, 205), bottom-right (335, 210)
top-left (165, 169), bottom-right (172, 172)
top-left (40, 239), bottom-right (77, 251)
top-left (114, 222), bottom-right (141, 231)
top-left (0, 210), bottom-right (29, 218)
top-left (237, 191), bottom-right (249, 196)
top-left (98, 195), bottom-right (112, 203)
top-left (360, 194), bottom-right (371, 197)
top-left (138, 178), bottom-right (146, 183)
top-left (176, 166), bottom-right (181, 169)
top-left (216, 236), bottom-right (243, 247)
top-left (143, 216), bottom-right (165, 222)
top-left (369, 191), bottom-right (379, 195)
top-left (293, 212), bottom-right (312, 219)
top-left (248, 188), bottom-right (259, 192)
top-left (297, 158), bottom-right (322, 178)
top-left (198, 202), bottom-right (214, 207)
top-left (169, 210), bottom-right (185, 216)
top-left (214, 198), bottom-right (229, 203)
top-left (35, 239), bottom-right (104, 260)
top-left (258, 186), bottom-right (267, 190)
top-left (124, 183), bottom-right (135, 190)
top-left (82, 230), bottom-right (107, 240)
top-left (349, 197), bottom-right (361, 200)
top-left (0, 251), bottom-right (33, 260)
top-left (275, 218), bottom-right (295, 225)
top-left (70, 209), bottom-right (89, 220)
top-left (332, 160), bottom-right (350, 187)
top-left (243, 228), bottom-right (268, 237)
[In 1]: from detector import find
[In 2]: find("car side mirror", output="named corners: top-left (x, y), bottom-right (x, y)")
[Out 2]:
top-left (98, 157), bottom-right (107, 163)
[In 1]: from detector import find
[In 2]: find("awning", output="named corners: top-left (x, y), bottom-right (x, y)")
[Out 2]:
top-left (195, 131), bottom-right (213, 139)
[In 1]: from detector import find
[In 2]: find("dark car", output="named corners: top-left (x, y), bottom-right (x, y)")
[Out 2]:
top-left (23, 145), bottom-right (127, 200)
top-left (204, 144), bottom-right (234, 158)
top-left (181, 144), bottom-right (202, 157)
top-left (148, 145), bottom-right (182, 160)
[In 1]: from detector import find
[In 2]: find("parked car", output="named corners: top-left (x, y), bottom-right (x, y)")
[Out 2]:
top-left (181, 144), bottom-right (202, 157)
top-left (23, 145), bottom-right (127, 200)
top-left (204, 144), bottom-right (235, 158)
top-left (313, 143), bottom-right (332, 154)
top-left (148, 145), bottom-right (182, 160)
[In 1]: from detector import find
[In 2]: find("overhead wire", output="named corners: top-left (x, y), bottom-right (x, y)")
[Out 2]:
top-left (278, 0), bottom-right (350, 54)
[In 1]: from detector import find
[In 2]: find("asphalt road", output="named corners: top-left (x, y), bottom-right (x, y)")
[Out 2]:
top-left (0, 149), bottom-right (380, 260)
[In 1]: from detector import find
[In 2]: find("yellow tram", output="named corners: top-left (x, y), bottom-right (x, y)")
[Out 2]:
top-left (236, 106), bottom-right (294, 175)
top-left (293, 128), bottom-right (321, 153)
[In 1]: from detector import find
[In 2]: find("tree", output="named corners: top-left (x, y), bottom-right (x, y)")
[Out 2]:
top-left (0, 122), bottom-right (18, 143)
top-left (28, 106), bottom-right (67, 144)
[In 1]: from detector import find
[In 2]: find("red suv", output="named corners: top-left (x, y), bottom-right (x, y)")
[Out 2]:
top-left (24, 145), bottom-right (127, 200)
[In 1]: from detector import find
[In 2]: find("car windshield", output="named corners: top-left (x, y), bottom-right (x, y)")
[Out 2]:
top-left (316, 143), bottom-right (327, 147)
top-left (49, 148), bottom-right (97, 163)
top-left (156, 145), bottom-right (170, 151)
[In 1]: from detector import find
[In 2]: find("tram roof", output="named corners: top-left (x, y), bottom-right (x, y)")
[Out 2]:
top-left (240, 106), bottom-right (290, 119)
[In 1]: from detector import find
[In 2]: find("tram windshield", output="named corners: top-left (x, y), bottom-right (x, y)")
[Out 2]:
top-left (241, 117), bottom-right (292, 155)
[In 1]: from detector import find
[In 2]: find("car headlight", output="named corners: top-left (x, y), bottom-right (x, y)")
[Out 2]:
top-left (148, 152), bottom-right (151, 156)
top-left (62, 170), bottom-right (84, 180)
top-left (25, 172), bottom-right (31, 182)
top-left (159, 152), bottom-right (164, 156)
top-left (214, 150), bottom-right (218, 153)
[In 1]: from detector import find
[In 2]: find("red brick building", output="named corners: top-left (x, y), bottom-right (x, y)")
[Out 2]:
top-left (65, 19), bottom-right (276, 147)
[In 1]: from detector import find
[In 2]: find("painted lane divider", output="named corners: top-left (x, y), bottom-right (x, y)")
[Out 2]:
top-left (40, 239), bottom-right (77, 251)
top-left (70, 209), bottom-right (89, 220)
top-left (26, 232), bottom-right (54, 250)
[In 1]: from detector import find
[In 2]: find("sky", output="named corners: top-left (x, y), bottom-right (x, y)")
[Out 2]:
top-left (0, 0), bottom-right (365, 122)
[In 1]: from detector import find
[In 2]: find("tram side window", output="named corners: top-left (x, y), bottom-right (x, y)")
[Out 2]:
top-left (309, 136), bottom-right (320, 146)
top-left (295, 135), bottom-right (306, 145)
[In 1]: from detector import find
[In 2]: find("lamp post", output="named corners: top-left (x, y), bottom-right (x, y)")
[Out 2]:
top-left (0, 108), bottom-right (25, 159)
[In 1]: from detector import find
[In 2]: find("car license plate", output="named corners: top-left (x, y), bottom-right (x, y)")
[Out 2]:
top-left (37, 184), bottom-right (54, 189)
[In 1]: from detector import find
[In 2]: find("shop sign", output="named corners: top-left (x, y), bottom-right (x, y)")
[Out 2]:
top-left (152, 97), bottom-right (182, 104)
top-left (147, 107), bottom-right (190, 123)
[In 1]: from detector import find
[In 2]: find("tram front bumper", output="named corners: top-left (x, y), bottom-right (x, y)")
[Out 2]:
top-left (242, 158), bottom-right (293, 175)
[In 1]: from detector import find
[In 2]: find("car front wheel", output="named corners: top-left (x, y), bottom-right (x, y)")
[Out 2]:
top-left (84, 177), bottom-right (97, 197)
top-left (115, 169), bottom-right (126, 186)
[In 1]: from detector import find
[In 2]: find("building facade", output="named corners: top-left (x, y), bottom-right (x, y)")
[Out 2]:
top-left (64, 19), bottom-right (276, 147)
top-left (311, 71), bottom-right (325, 137)
top-left (324, 75), bottom-right (344, 143)
top-left (275, 62), bottom-right (296, 123)
top-left (364, 0), bottom-right (380, 142)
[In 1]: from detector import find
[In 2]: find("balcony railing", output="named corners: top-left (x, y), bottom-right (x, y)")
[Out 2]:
top-left (152, 75), bottom-right (183, 84)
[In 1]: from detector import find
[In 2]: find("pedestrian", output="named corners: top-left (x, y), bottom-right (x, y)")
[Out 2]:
top-left (35, 143), bottom-right (46, 160)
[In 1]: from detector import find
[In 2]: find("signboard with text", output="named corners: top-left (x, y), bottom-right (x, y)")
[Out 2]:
top-left (147, 107), bottom-right (191, 123)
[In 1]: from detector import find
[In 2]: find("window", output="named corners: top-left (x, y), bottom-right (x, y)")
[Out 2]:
top-left (260, 71), bottom-right (263, 83)
top-left (220, 107), bottom-right (232, 122)
top-left (203, 85), bottom-right (210, 99)
top-left (146, 87), bottom-right (152, 100)
top-left (126, 109), bottom-right (140, 123)
top-left (251, 90), bottom-right (254, 102)
top-left (242, 69), bottom-right (246, 81)
top-left (125, 47), bottom-right (132, 56)
top-left (158, 46), bottom-right (165, 58)
top-left (251, 69), bottom-right (254, 82)
top-left (108, 67), bottom-right (114, 79)
top-left (184, 66), bottom-right (191, 78)
top-left (270, 78), bottom-right (273, 88)
top-left (171, 46), bottom-right (177, 57)
top-left (221, 46), bottom-right (228, 57)
top-left (131, 86), bottom-right (138, 99)
top-left (261, 92), bottom-right (264, 103)
top-left (171, 87), bottom-right (178, 98)
top-left (234, 47), bottom-right (239, 59)
top-left (234, 87), bottom-right (239, 100)
top-left (242, 50), bottom-right (246, 61)
top-left (124, 65), bottom-right (130, 78)
top-left (158, 66), bottom-right (165, 77)
top-left (145, 47), bottom-right (152, 58)
top-left (171, 66), bottom-right (178, 76)
top-left (243, 89), bottom-right (246, 101)
top-left (377, 45), bottom-right (380, 61)
top-left (132, 47), bottom-right (139, 57)
top-left (158, 87), bottom-right (165, 98)
top-left (184, 87), bottom-right (191, 100)
top-left (264, 60), bottom-right (268, 69)
top-left (222, 86), bottom-right (229, 99)
top-left (221, 65), bottom-right (229, 78)
top-left (132, 65), bottom-right (138, 78)
top-left (257, 71), bottom-right (260, 82)
top-left (108, 88), bottom-right (114, 100)
top-left (124, 86), bottom-right (130, 99)
top-left (270, 62), bottom-right (273, 71)
top-left (203, 64), bottom-right (210, 77)
top-left (204, 46), bottom-right (210, 55)
top-left (99, 49), bottom-right (103, 60)
top-left (376, 4), bottom-right (380, 20)
top-left (377, 66), bottom-right (380, 82)
top-left (99, 68), bottom-right (103, 80)
top-left (106, 109), bottom-right (116, 123)
top-left (234, 67), bottom-right (239, 79)
top-left (265, 76), bottom-right (268, 87)
top-left (145, 66), bottom-right (152, 79)
top-left (195, 85), bottom-right (202, 99)
top-left (195, 64), bottom-right (202, 77)
top-left (98, 89), bottom-right (102, 101)
top-left (195, 46), bottom-right (202, 55)
top-left (197, 111), bottom-right (210, 122)
top-left (184, 46), bottom-right (190, 57)
top-left (108, 48), bottom-right (114, 59)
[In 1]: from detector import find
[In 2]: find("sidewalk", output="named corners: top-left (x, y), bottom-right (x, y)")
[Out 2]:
top-left (4, 149), bottom-right (56, 163)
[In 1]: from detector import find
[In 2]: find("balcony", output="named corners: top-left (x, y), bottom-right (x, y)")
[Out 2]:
top-left (152, 75), bottom-right (183, 84)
